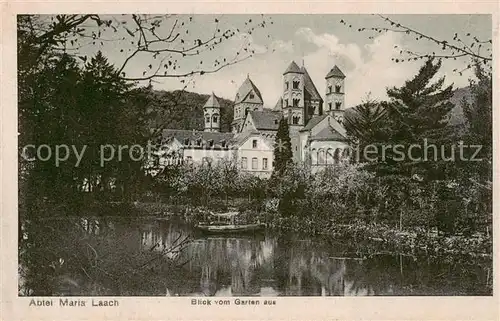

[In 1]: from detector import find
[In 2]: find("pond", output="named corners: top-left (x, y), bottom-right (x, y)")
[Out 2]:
top-left (19, 216), bottom-right (492, 296)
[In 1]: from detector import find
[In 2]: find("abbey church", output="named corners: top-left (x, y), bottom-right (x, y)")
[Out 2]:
top-left (159, 61), bottom-right (350, 177)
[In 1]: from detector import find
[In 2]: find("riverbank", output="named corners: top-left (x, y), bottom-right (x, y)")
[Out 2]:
top-left (264, 215), bottom-right (492, 260)
top-left (20, 200), bottom-right (492, 260)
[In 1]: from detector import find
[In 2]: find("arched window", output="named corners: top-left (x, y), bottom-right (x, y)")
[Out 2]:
top-left (293, 98), bottom-right (300, 107)
top-left (326, 148), bottom-right (334, 164)
top-left (335, 85), bottom-right (341, 93)
top-left (205, 114), bottom-right (210, 123)
top-left (212, 114), bottom-right (219, 123)
top-left (334, 148), bottom-right (342, 164)
top-left (342, 148), bottom-right (350, 161)
top-left (293, 80), bottom-right (300, 89)
top-left (311, 148), bottom-right (317, 165)
top-left (318, 149), bottom-right (326, 165)
top-left (335, 102), bottom-right (342, 110)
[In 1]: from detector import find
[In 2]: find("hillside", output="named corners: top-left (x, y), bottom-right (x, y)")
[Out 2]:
top-left (148, 86), bottom-right (472, 133)
top-left (344, 86), bottom-right (473, 125)
top-left (147, 90), bottom-right (234, 132)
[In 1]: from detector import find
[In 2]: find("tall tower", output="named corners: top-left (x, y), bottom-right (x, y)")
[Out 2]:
top-left (203, 92), bottom-right (220, 132)
top-left (282, 61), bottom-right (305, 126)
top-left (325, 65), bottom-right (346, 124)
top-left (231, 75), bottom-right (264, 133)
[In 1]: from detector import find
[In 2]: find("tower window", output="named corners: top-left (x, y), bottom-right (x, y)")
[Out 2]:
top-left (292, 116), bottom-right (300, 125)
top-left (249, 93), bottom-right (255, 99)
top-left (208, 140), bottom-right (214, 147)
top-left (205, 115), bottom-right (210, 123)
top-left (293, 80), bottom-right (299, 89)
top-left (285, 82), bottom-right (289, 90)
top-left (293, 98), bottom-right (300, 107)
top-left (335, 85), bottom-right (341, 93)
top-left (328, 102), bottom-right (332, 110)
top-left (212, 115), bottom-right (218, 123)
top-left (252, 139), bottom-right (257, 148)
top-left (335, 102), bottom-right (342, 109)
top-left (328, 85), bottom-right (332, 93)
top-left (284, 99), bottom-right (288, 107)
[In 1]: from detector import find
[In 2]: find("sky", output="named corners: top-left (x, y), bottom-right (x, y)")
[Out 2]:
top-left (70, 14), bottom-right (492, 108)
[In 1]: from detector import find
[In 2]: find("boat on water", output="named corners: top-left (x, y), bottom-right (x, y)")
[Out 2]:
top-left (195, 210), bottom-right (265, 234)
top-left (196, 223), bottom-right (265, 234)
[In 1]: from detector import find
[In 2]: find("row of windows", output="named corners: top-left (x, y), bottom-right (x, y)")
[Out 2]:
top-left (311, 148), bottom-right (349, 165)
top-left (328, 102), bottom-right (342, 110)
top-left (205, 114), bottom-right (219, 123)
top-left (241, 157), bottom-right (269, 170)
top-left (183, 138), bottom-right (227, 148)
top-left (328, 85), bottom-right (342, 93)
top-left (285, 80), bottom-right (300, 90)
top-left (283, 98), bottom-right (301, 108)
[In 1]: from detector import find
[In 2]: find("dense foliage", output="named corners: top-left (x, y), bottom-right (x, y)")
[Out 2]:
top-left (273, 117), bottom-right (293, 175)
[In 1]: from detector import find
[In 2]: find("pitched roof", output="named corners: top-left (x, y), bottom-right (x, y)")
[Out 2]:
top-left (234, 76), bottom-right (263, 104)
top-left (273, 97), bottom-right (283, 111)
top-left (162, 129), bottom-right (234, 147)
top-left (301, 66), bottom-right (322, 101)
top-left (231, 130), bottom-right (275, 147)
top-left (231, 130), bottom-right (259, 146)
top-left (310, 126), bottom-right (348, 142)
top-left (300, 115), bottom-right (328, 132)
top-left (283, 61), bottom-right (304, 75)
top-left (203, 92), bottom-right (220, 108)
top-left (248, 110), bottom-right (282, 131)
top-left (325, 65), bottom-right (346, 79)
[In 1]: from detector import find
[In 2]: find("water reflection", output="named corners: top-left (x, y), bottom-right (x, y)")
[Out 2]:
top-left (19, 217), bottom-right (492, 296)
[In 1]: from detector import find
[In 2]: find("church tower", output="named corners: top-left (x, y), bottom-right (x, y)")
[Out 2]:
top-left (231, 75), bottom-right (264, 133)
top-left (325, 65), bottom-right (346, 124)
top-left (203, 92), bottom-right (220, 132)
top-left (282, 61), bottom-right (305, 127)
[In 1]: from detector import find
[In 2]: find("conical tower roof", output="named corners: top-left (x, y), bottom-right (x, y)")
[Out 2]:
top-left (283, 61), bottom-right (304, 75)
top-left (325, 65), bottom-right (345, 79)
top-left (204, 92), bottom-right (221, 108)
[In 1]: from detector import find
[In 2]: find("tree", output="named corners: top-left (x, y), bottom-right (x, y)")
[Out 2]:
top-left (18, 14), bottom-right (273, 81)
top-left (18, 14), bottom-right (275, 208)
top-left (367, 59), bottom-right (455, 180)
top-left (461, 63), bottom-right (492, 182)
top-left (340, 15), bottom-right (492, 75)
top-left (273, 117), bottom-right (293, 175)
top-left (344, 98), bottom-right (388, 162)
